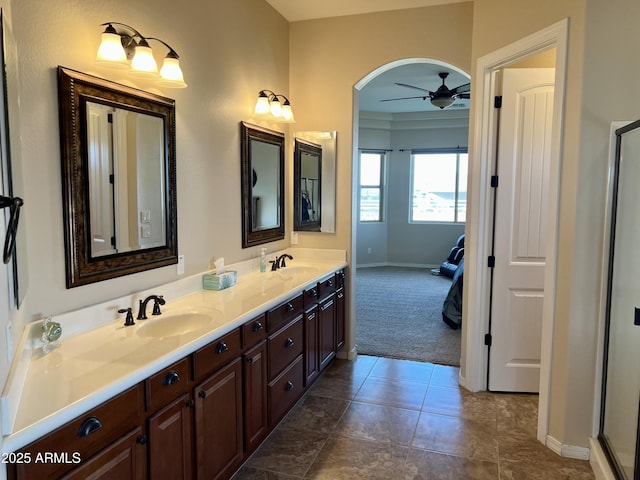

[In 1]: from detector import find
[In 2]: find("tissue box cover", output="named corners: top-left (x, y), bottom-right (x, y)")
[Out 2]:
top-left (202, 271), bottom-right (237, 290)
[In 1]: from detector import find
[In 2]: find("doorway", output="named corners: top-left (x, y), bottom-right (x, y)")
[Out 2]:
top-left (352, 59), bottom-right (470, 366)
top-left (464, 19), bottom-right (569, 445)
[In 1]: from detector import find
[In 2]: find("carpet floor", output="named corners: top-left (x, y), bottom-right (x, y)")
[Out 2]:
top-left (355, 266), bottom-right (461, 366)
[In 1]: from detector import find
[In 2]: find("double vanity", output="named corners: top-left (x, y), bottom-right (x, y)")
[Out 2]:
top-left (2, 250), bottom-right (347, 480)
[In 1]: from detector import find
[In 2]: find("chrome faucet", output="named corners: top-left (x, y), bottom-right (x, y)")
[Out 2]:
top-left (270, 254), bottom-right (293, 271)
top-left (137, 295), bottom-right (166, 320)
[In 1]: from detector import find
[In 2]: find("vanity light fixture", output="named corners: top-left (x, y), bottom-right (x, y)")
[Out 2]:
top-left (96, 22), bottom-right (187, 88)
top-left (254, 90), bottom-right (295, 123)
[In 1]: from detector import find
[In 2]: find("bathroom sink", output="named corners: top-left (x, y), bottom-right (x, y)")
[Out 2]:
top-left (136, 310), bottom-right (217, 338)
top-left (272, 266), bottom-right (319, 280)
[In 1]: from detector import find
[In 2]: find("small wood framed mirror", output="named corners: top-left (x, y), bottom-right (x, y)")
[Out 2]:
top-left (293, 138), bottom-right (322, 232)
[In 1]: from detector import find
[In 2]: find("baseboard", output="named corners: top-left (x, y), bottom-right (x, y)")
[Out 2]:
top-left (589, 437), bottom-right (616, 480)
top-left (546, 435), bottom-right (590, 460)
top-left (337, 346), bottom-right (357, 361)
top-left (356, 262), bottom-right (440, 270)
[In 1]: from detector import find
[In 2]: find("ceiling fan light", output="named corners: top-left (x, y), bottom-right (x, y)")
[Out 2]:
top-left (431, 96), bottom-right (455, 109)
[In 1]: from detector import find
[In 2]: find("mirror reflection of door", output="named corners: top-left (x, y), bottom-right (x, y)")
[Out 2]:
top-left (294, 139), bottom-right (322, 232)
top-left (250, 138), bottom-right (281, 231)
top-left (86, 101), bottom-right (166, 258)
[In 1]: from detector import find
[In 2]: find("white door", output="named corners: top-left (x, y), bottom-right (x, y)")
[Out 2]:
top-left (488, 68), bottom-right (555, 392)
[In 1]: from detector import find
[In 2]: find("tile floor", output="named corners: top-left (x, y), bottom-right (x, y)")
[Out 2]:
top-left (232, 355), bottom-right (595, 479)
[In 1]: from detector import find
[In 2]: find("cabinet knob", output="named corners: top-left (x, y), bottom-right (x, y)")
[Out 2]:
top-left (285, 303), bottom-right (294, 312)
top-left (310, 288), bottom-right (318, 298)
top-left (198, 390), bottom-right (207, 399)
top-left (77, 416), bottom-right (102, 437)
top-left (285, 381), bottom-right (294, 391)
top-left (163, 370), bottom-right (181, 386)
top-left (285, 337), bottom-right (294, 348)
top-left (247, 356), bottom-right (255, 364)
top-left (326, 280), bottom-right (334, 287)
top-left (252, 320), bottom-right (264, 332)
top-left (215, 341), bottom-right (229, 354)
top-left (186, 400), bottom-right (195, 408)
top-left (136, 434), bottom-right (148, 445)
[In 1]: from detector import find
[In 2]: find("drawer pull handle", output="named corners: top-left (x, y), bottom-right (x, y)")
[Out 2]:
top-left (199, 390), bottom-right (207, 399)
top-left (163, 370), bottom-right (180, 386)
top-left (78, 416), bottom-right (102, 437)
top-left (215, 341), bottom-right (229, 354)
top-left (285, 337), bottom-right (294, 348)
top-left (136, 434), bottom-right (148, 445)
top-left (285, 303), bottom-right (294, 312)
top-left (285, 381), bottom-right (295, 391)
top-left (252, 321), bottom-right (264, 332)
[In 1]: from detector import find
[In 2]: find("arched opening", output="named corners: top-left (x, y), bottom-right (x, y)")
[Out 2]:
top-left (351, 58), bottom-right (470, 367)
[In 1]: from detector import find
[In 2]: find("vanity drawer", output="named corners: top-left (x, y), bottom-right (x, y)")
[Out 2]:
top-left (303, 285), bottom-right (319, 308)
top-left (268, 355), bottom-right (304, 427)
top-left (193, 328), bottom-right (242, 380)
top-left (13, 384), bottom-right (144, 480)
top-left (317, 274), bottom-right (336, 301)
top-left (267, 316), bottom-right (303, 380)
top-left (267, 293), bottom-right (303, 332)
top-left (242, 314), bottom-right (267, 349)
top-left (145, 357), bottom-right (191, 413)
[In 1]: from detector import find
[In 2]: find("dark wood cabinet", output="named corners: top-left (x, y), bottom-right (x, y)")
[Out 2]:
top-left (60, 427), bottom-right (146, 480)
top-left (304, 306), bottom-right (319, 386)
top-left (318, 294), bottom-right (336, 371)
top-left (243, 340), bottom-right (268, 453)
top-left (8, 267), bottom-right (346, 480)
top-left (194, 357), bottom-right (243, 480)
top-left (147, 393), bottom-right (193, 480)
top-left (336, 287), bottom-right (345, 351)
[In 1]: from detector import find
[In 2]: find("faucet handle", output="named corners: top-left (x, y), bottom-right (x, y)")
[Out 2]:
top-left (152, 296), bottom-right (164, 316)
top-left (118, 308), bottom-right (135, 326)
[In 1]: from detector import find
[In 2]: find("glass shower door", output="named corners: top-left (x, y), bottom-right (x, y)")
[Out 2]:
top-left (600, 119), bottom-right (640, 479)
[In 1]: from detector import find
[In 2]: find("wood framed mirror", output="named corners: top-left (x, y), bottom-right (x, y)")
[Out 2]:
top-left (58, 67), bottom-right (178, 288)
top-left (240, 122), bottom-right (285, 248)
top-left (293, 138), bottom-right (321, 232)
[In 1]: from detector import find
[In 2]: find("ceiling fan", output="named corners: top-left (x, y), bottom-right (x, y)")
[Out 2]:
top-left (381, 72), bottom-right (471, 109)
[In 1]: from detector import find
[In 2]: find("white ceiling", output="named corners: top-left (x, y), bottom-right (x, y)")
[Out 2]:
top-left (265, 0), bottom-right (469, 22)
top-left (266, 0), bottom-right (472, 114)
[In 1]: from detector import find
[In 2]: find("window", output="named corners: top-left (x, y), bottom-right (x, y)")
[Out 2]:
top-left (359, 151), bottom-right (385, 222)
top-left (410, 149), bottom-right (468, 223)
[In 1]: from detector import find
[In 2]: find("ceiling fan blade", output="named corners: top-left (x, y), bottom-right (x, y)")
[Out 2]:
top-left (451, 82), bottom-right (471, 95)
top-left (456, 93), bottom-right (471, 100)
top-left (380, 95), bottom-right (431, 102)
top-left (395, 82), bottom-right (434, 95)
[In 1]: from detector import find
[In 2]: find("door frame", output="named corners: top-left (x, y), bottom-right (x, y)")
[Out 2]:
top-left (462, 18), bottom-right (568, 445)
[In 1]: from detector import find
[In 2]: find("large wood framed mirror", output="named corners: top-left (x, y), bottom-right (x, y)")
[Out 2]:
top-left (240, 122), bottom-right (285, 248)
top-left (58, 67), bottom-right (178, 288)
top-left (293, 138), bottom-right (321, 232)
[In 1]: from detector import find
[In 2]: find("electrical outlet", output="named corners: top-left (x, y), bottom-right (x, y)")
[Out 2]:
top-left (6, 323), bottom-right (12, 363)
top-left (367, 247), bottom-right (372, 254)
top-left (291, 232), bottom-right (298, 244)
top-left (177, 255), bottom-right (185, 275)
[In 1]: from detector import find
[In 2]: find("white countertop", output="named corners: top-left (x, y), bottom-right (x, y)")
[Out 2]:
top-left (1, 252), bottom-right (347, 453)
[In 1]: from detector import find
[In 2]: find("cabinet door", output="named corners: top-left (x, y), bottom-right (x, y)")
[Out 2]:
top-left (336, 287), bottom-right (345, 351)
top-left (304, 307), bottom-right (319, 386)
top-left (147, 393), bottom-right (193, 480)
top-left (60, 427), bottom-right (146, 480)
top-left (194, 357), bottom-right (243, 480)
top-left (318, 294), bottom-right (336, 371)
top-left (243, 340), bottom-right (268, 454)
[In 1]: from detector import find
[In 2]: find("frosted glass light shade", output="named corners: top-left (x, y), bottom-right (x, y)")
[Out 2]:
top-left (254, 95), bottom-right (270, 115)
top-left (96, 32), bottom-right (129, 68)
top-left (269, 98), bottom-right (282, 117)
top-left (130, 45), bottom-right (158, 76)
top-left (157, 57), bottom-right (187, 88)
top-left (281, 104), bottom-right (295, 123)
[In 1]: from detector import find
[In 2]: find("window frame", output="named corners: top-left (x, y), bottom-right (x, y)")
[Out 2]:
top-left (409, 147), bottom-right (468, 224)
top-left (358, 149), bottom-right (387, 223)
